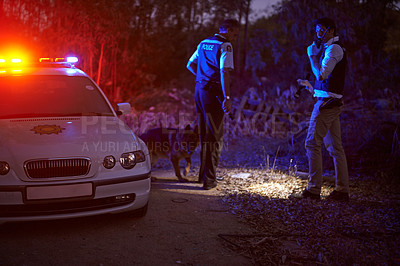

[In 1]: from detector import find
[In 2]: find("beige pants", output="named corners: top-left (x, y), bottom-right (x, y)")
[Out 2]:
top-left (305, 100), bottom-right (349, 194)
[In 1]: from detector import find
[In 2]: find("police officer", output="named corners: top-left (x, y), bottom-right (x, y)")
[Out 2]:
top-left (186, 19), bottom-right (239, 190)
top-left (296, 17), bottom-right (350, 201)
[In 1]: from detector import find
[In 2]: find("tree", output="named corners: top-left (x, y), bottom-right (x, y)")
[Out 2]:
top-left (2, 0), bottom-right (398, 104)
top-left (246, 0), bottom-right (400, 98)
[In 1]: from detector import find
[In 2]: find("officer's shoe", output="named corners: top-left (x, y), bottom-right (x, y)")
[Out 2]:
top-left (216, 176), bottom-right (224, 182)
top-left (327, 190), bottom-right (349, 202)
top-left (203, 182), bottom-right (217, 190)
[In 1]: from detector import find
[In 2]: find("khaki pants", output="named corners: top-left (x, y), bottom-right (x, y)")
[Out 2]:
top-left (305, 100), bottom-right (349, 194)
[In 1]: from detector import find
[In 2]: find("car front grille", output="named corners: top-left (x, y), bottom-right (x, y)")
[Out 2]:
top-left (25, 158), bottom-right (91, 178)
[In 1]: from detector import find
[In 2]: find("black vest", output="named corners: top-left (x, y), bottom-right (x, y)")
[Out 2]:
top-left (314, 41), bottom-right (346, 95)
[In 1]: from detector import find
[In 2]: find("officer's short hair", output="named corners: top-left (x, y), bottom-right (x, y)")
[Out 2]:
top-left (219, 19), bottom-right (239, 32)
top-left (314, 17), bottom-right (336, 35)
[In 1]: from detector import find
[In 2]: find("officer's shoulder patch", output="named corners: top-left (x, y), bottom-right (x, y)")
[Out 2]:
top-left (227, 45), bottom-right (232, 52)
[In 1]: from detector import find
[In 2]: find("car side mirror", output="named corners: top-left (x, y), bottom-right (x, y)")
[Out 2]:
top-left (116, 103), bottom-right (131, 116)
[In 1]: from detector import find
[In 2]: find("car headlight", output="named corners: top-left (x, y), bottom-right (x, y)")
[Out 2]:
top-left (133, 150), bottom-right (146, 163)
top-left (103, 155), bottom-right (116, 169)
top-left (0, 161), bottom-right (10, 175)
top-left (119, 151), bottom-right (145, 169)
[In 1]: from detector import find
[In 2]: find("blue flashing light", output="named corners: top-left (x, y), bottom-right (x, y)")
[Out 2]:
top-left (67, 57), bottom-right (78, 63)
top-left (66, 69), bottom-right (77, 74)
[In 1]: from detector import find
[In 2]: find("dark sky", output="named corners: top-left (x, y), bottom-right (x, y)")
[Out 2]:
top-left (251, 0), bottom-right (280, 20)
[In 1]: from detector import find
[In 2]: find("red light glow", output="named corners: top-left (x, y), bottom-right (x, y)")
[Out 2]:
top-left (39, 58), bottom-right (52, 62)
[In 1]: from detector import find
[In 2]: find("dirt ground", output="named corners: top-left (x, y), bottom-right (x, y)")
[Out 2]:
top-left (0, 169), bottom-right (255, 266)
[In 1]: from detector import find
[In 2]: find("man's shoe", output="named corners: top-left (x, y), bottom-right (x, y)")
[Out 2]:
top-left (203, 182), bottom-right (217, 190)
top-left (290, 189), bottom-right (320, 200)
top-left (216, 176), bottom-right (224, 182)
top-left (327, 190), bottom-right (349, 202)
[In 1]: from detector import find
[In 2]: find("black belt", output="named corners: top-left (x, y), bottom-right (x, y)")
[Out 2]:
top-left (317, 97), bottom-right (332, 101)
top-left (197, 81), bottom-right (221, 92)
top-left (318, 97), bottom-right (343, 110)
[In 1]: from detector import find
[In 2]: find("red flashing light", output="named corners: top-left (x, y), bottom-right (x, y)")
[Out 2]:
top-left (0, 58), bottom-right (22, 64)
top-left (38, 56), bottom-right (78, 64)
top-left (39, 58), bottom-right (52, 62)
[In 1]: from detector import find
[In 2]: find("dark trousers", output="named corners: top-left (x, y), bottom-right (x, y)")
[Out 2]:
top-left (194, 81), bottom-right (224, 186)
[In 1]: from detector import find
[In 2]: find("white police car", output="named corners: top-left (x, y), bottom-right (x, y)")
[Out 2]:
top-left (0, 56), bottom-right (151, 223)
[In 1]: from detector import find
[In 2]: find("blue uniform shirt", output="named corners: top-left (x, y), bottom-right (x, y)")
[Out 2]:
top-left (188, 34), bottom-right (234, 83)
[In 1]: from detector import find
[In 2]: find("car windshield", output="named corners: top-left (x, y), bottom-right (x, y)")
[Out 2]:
top-left (0, 75), bottom-right (114, 119)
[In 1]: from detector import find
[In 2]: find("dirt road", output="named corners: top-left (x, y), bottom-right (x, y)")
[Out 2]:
top-left (0, 170), bottom-right (254, 266)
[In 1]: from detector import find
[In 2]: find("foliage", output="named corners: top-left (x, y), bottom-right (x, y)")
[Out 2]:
top-left (0, 0), bottom-right (252, 104)
top-left (1, 0), bottom-right (399, 103)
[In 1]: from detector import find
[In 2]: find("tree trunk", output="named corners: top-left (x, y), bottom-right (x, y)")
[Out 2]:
top-left (236, 1), bottom-right (243, 75)
top-left (113, 45), bottom-right (118, 102)
top-left (0, 0), bottom-right (3, 17)
top-left (97, 42), bottom-right (104, 85)
top-left (241, 0), bottom-right (251, 76)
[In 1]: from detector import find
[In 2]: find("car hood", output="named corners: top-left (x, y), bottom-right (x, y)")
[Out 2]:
top-left (0, 116), bottom-right (140, 162)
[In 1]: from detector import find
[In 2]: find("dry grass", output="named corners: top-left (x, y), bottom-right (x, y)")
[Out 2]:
top-left (216, 168), bottom-right (400, 265)
top-left (147, 132), bottom-right (400, 265)
top-left (124, 86), bottom-right (400, 264)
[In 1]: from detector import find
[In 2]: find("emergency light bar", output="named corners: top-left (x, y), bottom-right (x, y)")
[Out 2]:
top-left (39, 56), bottom-right (78, 64)
top-left (0, 56), bottom-right (78, 73)
top-left (1, 56), bottom-right (78, 64)
top-left (0, 58), bottom-right (22, 64)
top-left (39, 58), bottom-right (51, 62)
top-left (0, 58), bottom-right (23, 75)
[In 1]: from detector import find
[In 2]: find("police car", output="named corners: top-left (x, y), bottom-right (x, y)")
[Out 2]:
top-left (0, 55), bottom-right (151, 223)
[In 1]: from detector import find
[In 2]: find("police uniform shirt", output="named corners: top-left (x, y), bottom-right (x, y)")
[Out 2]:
top-left (188, 34), bottom-right (234, 83)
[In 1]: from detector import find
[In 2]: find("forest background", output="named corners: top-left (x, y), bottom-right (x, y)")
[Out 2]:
top-left (1, 0), bottom-right (399, 177)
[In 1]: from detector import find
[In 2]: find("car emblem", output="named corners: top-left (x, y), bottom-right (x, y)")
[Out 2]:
top-left (31, 125), bottom-right (65, 135)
